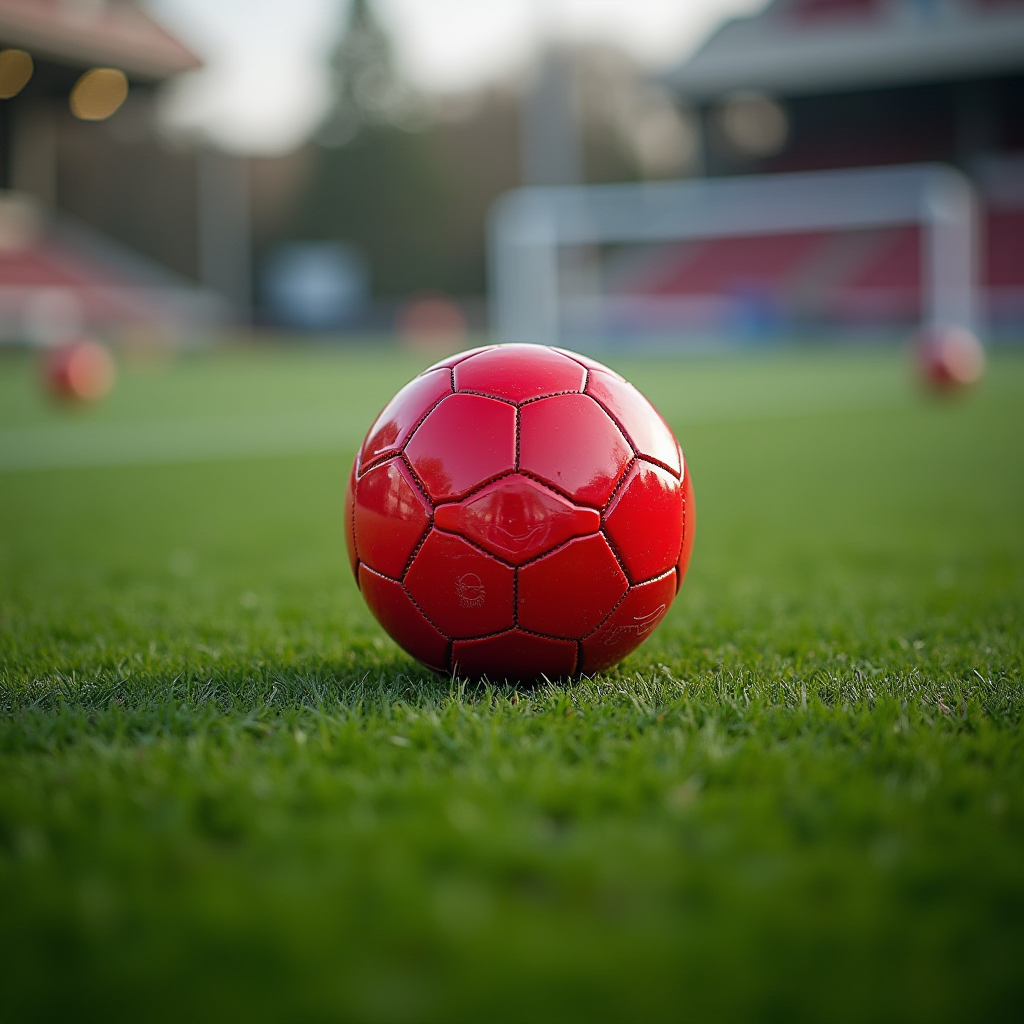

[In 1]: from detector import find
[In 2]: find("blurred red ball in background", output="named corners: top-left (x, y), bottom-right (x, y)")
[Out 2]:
top-left (916, 327), bottom-right (985, 393)
top-left (42, 339), bottom-right (116, 403)
top-left (344, 343), bottom-right (695, 681)
top-left (395, 291), bottom-right (468, 351)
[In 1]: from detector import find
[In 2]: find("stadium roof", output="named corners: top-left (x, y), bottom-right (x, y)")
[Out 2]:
top-left (664, 0), bottom-right (1024, 100)
top-left (0, 0), bottom-right (200, 82)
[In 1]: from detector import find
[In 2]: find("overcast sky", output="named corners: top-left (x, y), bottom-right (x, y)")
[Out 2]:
top-left (147, 0), bottom-right (767, 154)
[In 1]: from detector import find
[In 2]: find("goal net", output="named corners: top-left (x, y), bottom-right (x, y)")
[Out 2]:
top-left (488, 164), bottom-right (978, 350)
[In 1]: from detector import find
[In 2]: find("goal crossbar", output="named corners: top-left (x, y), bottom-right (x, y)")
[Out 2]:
top-left (489, 163), bottom-right (978, 346)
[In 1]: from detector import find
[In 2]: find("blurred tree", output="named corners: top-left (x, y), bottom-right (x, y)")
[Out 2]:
top-left (261, 0), bottom-right (463, 300)
top-left (255, 6), bottom-right (685, 309)
top-left (288, 126), bottom-right (458, 297)
top-left (317, 0), bottom-right (425, 148)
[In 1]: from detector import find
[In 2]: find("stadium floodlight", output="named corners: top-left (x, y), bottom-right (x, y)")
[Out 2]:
top-left (488, 163), bottom-right (978, 348)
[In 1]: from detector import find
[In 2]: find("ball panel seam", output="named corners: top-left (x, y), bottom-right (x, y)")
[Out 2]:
top-left (580, 567), bottom-right (676, 641)
top-left (357, 384), bottom-right (454, 480)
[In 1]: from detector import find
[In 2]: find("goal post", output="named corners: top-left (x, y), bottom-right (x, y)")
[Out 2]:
top-left (488, 163), bottom-right (979, 348)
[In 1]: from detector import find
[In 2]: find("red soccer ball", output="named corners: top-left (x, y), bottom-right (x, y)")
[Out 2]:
top-left (42, 339), bottom-right (116, 403)
top-left (344, 344), bottom-right (695, 681)
top-left (915, 326), bottom-right (985, 393)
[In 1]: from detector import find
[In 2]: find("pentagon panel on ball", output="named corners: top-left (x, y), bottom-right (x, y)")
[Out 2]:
top-left (353, 458), bottom-right (431, 579)
top-left (453, 343), bottom-right (586, 402)
top-left (603, 461), bottom-right (684, 584)
top-left (517, 534), bottom-right (629, 639)
top-left (580, 570), bottom-right (678, 674)
top-left (405, 394), bottom-right (516, 502)
top-left (358, 368), bottom-right (453, 472)
top-left (518, 394), bottom-right (632, 508)
top-left (586, 370), bottom-right (681, 477)
top-left (452, 631), bottom-right (578, 680)
top-left (405, 531), bottom-right (516, 639)
top-left (345, 343), bottom-right (695, 681)
top-left (359, 565), bottom-right (449, 671)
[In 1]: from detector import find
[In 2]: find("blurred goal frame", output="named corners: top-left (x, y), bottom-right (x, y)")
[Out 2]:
top-left (488, 164), bottom-right (979, 348)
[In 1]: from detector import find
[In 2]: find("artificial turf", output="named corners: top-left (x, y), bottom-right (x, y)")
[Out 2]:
top-left (1, 343), bottom-right (1022, 1023)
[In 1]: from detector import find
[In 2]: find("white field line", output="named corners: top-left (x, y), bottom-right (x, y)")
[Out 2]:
top-left (0, 413), bottom-right (362, 473)
top-left (0, 392), bottom-right (904, 473)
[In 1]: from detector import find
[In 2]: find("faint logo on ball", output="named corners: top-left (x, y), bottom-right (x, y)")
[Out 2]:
top-left (455, 573), bottom-right (486, 608)
top-left (601, 605), bottom-right (666, 646)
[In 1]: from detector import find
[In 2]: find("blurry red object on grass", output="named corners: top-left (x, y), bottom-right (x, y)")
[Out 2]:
top-left (395, 291), bottom-right (468, 352)
top-left (42, 339), bottom-right (116, 403)
top-left (916, 327), bottom-right (985, 393)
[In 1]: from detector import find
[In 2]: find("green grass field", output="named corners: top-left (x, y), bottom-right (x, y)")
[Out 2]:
top-left (1, 343), bottom-right (1022, 1023)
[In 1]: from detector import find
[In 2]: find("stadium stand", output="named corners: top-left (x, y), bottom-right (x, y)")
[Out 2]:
top-left (0, 0), bottom-right (220, 345)
top-left (633, 0), bottom-right (1024, 338)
